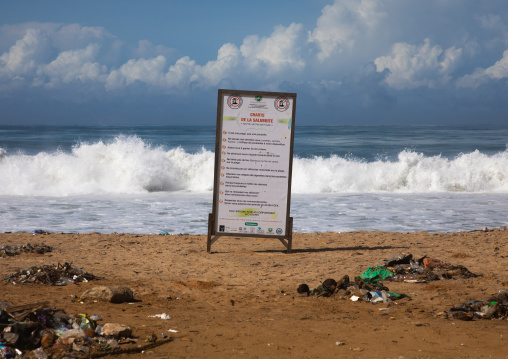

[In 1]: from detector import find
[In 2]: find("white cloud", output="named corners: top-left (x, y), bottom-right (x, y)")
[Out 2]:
top-left (457, 49), bottom-right (508, 88)
top-left (0, 19), bottom-right (306, 93)
top-left (0, 24), bottom-right (119, 91)
top-left (374, 38), bottom-right (462, 89)
top-left (164, 56), bottom-right (197, 90)
top-left (104, 21), bottom-right (307, 92)
top-left (485, 50), bottom-right (508, 78)
top-left (35, 44), bottom-right (107, 87)
top-left (160, 43), bottom-right (241, 91)
top-left (240, 23), bottom-right (305, 74)
top-left (455, 68), bottom-right (489, 88)
top-left (1, 1), bottom-right (507, 102)
top-left (192, 43), bottom-right (241, 87)
top-left (107, 22), bottom-right (306, 92)
top-left (0, 28), bottom-right (51, 81)
top-left (163, 23), bottom-right (307, 90)
top-left (308, 0), bottom-right (385, 61)
top-left (106, 55), bottom-right (166, 90)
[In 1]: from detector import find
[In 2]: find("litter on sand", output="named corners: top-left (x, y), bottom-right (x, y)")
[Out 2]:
top-left (4, 262), bottom-right (98, 286)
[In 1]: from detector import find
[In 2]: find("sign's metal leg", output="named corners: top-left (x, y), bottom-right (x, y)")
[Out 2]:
top-left (287, 217), bottom-right (293, 254)
top-left (207, 213), bottom-right (213, 253)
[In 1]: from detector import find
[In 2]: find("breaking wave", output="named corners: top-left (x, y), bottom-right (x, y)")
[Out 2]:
top-left (0, 136), bottom-right (214, 196)
top-left (1, 136), bottom-right (507, 196)
top-left (292, 150), bottom-right (508, 193)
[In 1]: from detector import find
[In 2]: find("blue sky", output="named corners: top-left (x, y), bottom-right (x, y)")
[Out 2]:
top-left (1, 0), bottom-right (508, 126)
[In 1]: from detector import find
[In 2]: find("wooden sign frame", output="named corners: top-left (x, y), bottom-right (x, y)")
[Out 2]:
top-left (207, 89), bottom-right (296, 253)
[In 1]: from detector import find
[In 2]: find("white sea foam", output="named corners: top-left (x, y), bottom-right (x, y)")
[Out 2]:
top-left (1, 136), bottom-right (507, 196)
top-left (1, 192), bottom-right (507, 234)
top-left (292, 150), bottom-right (508, 193)
top-left (0, 136), bottom-right (215, 196)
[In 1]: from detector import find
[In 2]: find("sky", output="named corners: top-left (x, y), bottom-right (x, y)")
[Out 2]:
top-left (1, 0), bottom-right (508, 126)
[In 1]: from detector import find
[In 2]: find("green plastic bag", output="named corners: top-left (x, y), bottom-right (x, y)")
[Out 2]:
top-left (360, 266), bottom-right (394, 284)
top-left (387, 291), bottom-right (411, 299)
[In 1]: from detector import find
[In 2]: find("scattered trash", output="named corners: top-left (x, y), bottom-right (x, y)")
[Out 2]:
top-left (0, 243), bottom-right (53, 258)
top-left (148, 313), bottom-right (171, 320)
top-left (443, 290), bottom-right (508, 320)
top-left (360, 266), bottom-right (394, 284)
top-left (4, 262), bottom-right (97, 286)
top-left (89, 313), bottom-right (103, 321)
top-left (4, 263), bottom-right (97, 286)
top-left (422, 257), bottom-right (444, 269)
top-left (297, 284), bottom-right (310, 297)
top-left (0, 301), bottom-right (173, 358)
top-left (310, 278), bottom-right (337, 297)
top-left (32, 229), bottom-right (50, 235)
top-left (298, 252), bottom-right (478, 306)
top-left (145, 333), bottom-right (157, 342)
top-left (298, 275), bottom-right (409, 304)
top-left (0, 345), bottom-right (14, 358)
top-left (385, 253), bottom-right (413, 267)
top-left (384, 253), bottom-right (480, 282)
top-left (367, 291), bottom-right (390, 303)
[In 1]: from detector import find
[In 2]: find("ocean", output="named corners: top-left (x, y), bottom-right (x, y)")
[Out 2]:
top-left (1, 125), bottom-right (507, 234)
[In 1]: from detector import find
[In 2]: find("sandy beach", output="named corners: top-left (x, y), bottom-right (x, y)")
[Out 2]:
top-left (1, 229), bottom-right (508, 358)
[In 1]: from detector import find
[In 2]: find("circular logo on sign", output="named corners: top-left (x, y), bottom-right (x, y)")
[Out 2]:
top-left (227, 95), bottom-right (243, 109)
top-left (274, 97), bottom-right (290, 111)
top-left (276, 228), bottom-right (283, 234)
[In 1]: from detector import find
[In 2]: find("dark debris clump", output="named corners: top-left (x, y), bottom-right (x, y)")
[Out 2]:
top-left (4, 262), bottom-right (98, 286)
top-left (0, 301), bottom-right (168, 358)
top-left (0, 243), bottom-right (53, 258)
top-left (443, 290), bottom-right (508, 321)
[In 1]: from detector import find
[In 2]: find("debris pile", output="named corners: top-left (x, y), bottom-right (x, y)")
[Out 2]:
top-left (297, 253), bottom-right (480, 304)
top-left (442, 290), bottom-right (508, 321)
top-left (4, 263), bottom-right (98, 286)
top-left (0, 243), bottom-right (53, 258)
top-left (0, 301), bottom-right (171, 358)
top-left (383, 254), bottom-right (480, 283)
top-left (298, 275), bottom-right (410, 303)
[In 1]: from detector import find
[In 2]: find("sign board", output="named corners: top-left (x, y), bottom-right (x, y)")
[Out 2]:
top-left (207, 89), bottom-right (296, 253)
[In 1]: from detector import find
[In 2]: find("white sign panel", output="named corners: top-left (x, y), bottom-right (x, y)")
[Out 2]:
top-left (214, 90), bottom-right (295, 237)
